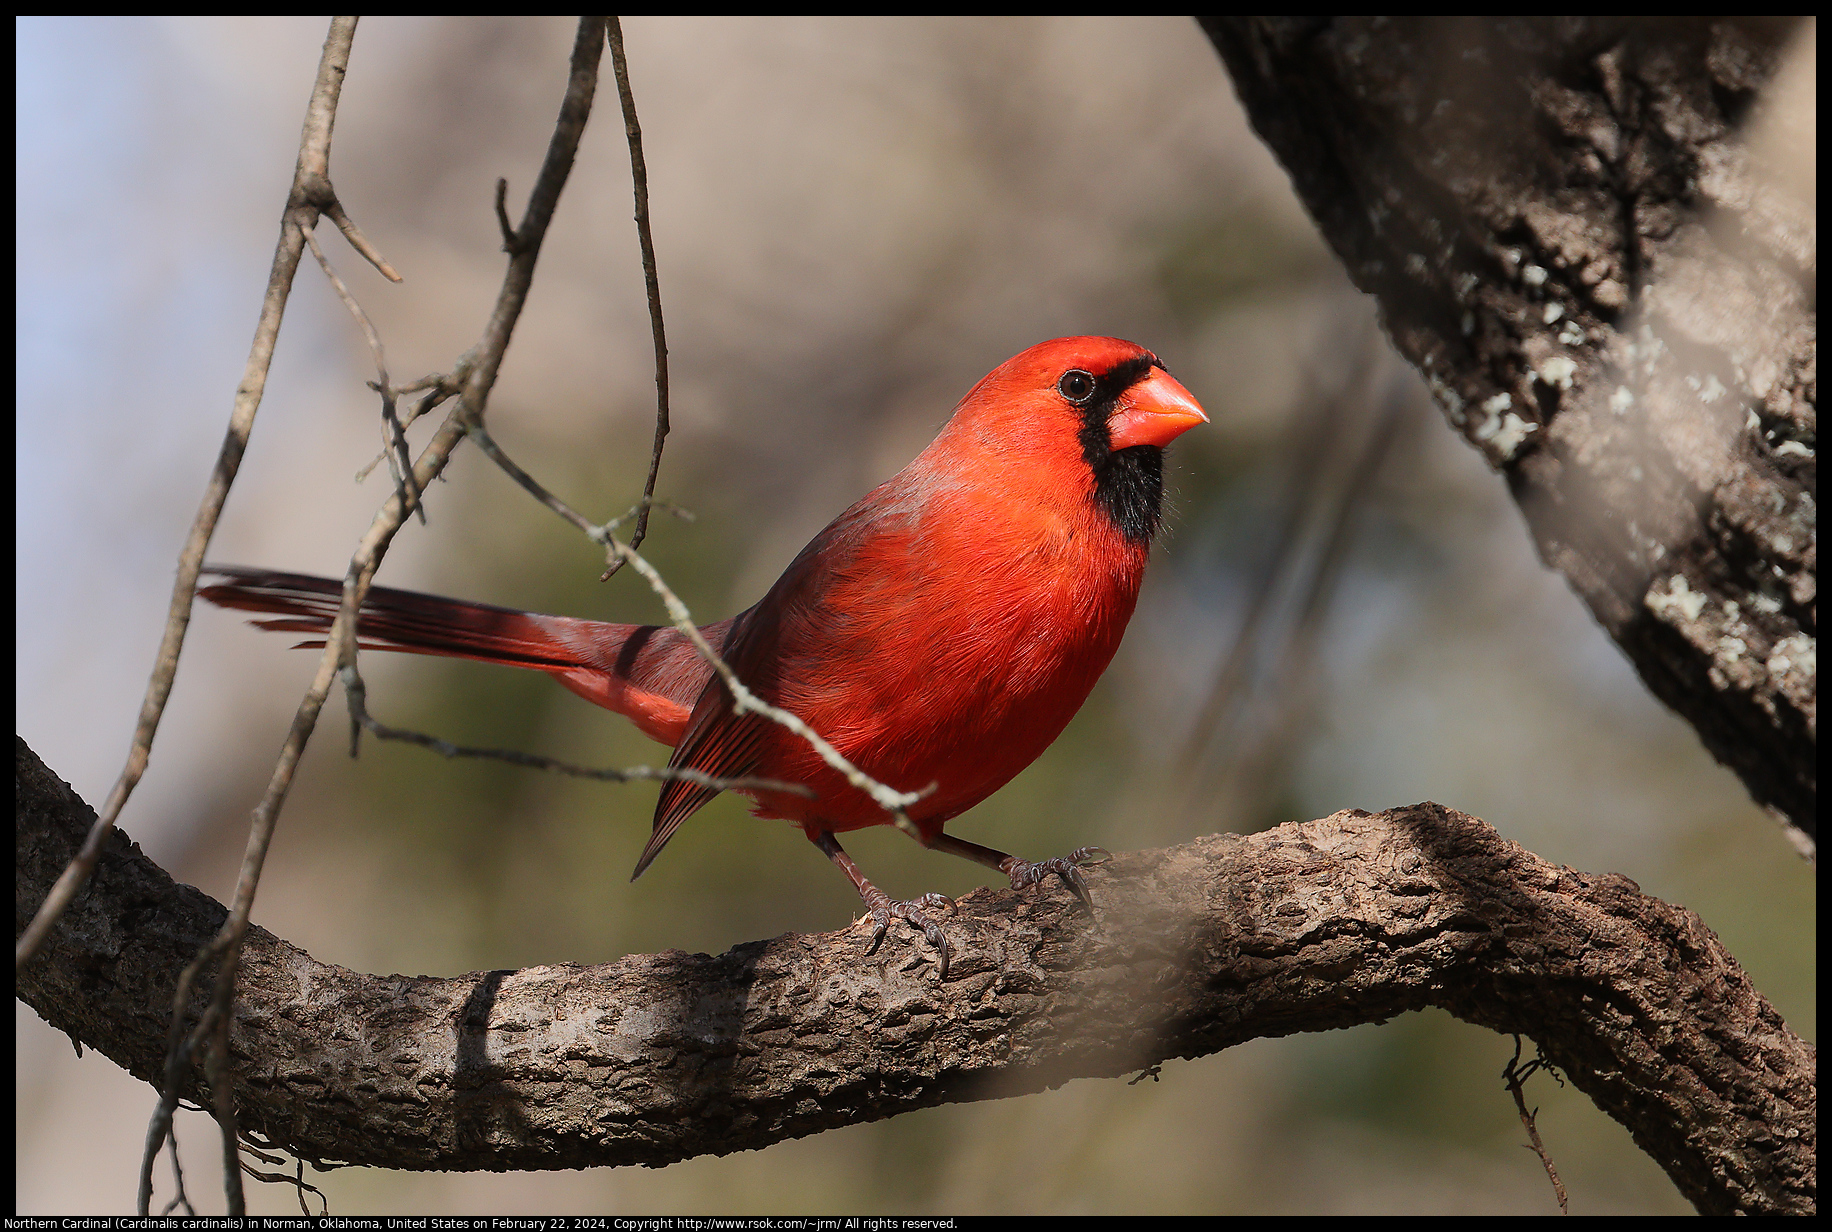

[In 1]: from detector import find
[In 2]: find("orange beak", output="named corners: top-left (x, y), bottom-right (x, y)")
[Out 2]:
top-left (1106, 367), bottom-right (1209, 450)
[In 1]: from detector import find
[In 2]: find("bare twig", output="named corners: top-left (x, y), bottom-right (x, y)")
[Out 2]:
top-left (323, 197), bottom-right (402, 283)
top-left (305, 224), bottom-right (388, 377)
top-left (464, 421), bottom-right (932, 839)
top-left (207, 999), bottom-right (239, 1213)
top-left (339, 665), bottom-right (812, 797)
top-left (237, 1141), bottom-right (329, 1217)
top-left (140, 915), bottom-right (235, 1214)
top-left (354, 380), bottom-right (458, 482)
top-left (14, 14), bottom-right (367, 976)
top-left (143, 1115), bottom-right (193, 1217)
top-left (303, 223), bottom-right (423, 523)
top-left (465, 420), bottom-right (609, 540)
top-left (603, 495), bottom-right (696, 531)
top-left (1504, 1035), bottom-right (1572, 1214)
top-left (601, 15), bottom-right (670, 578)
top-left (493, 178), bottom-right (517, 252)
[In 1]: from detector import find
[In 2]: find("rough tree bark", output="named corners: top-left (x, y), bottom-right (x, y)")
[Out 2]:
top-left (16, 738), bottom-right (1815, 1214)
top-left (1201, 17), bottom-right (1816, 843)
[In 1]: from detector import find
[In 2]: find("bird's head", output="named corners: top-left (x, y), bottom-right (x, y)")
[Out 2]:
top-left (947, 337), bottom-right (1209, 542)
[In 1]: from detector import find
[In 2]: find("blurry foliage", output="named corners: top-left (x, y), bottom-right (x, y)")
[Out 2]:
top-left (1156, 206), bottom-right (1338, 321)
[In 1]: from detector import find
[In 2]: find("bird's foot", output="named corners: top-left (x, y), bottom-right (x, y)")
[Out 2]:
top-left (1005, 845), bottom-right (1112, 912)
top-left (861, 890), bottom-right (958, 978)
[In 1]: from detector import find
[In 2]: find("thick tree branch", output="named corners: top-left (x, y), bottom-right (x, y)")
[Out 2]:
top-left (1201, 17), bottom-right (1816, 843)
top-left (16, 737), bottom-right (1813, 1214)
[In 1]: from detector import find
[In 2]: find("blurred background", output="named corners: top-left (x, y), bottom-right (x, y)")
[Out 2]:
top-left (15, 15), bottom-right (1813, 1216)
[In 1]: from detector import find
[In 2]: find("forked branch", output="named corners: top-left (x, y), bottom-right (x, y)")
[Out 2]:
top-left (14, 14), bottom-right (385, 975)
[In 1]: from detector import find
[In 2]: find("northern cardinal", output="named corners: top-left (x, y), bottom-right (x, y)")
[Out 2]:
top-left (202, 336), bottom-right (1207, 974)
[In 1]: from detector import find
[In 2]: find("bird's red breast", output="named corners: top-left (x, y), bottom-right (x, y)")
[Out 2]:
top-left (640, 336), bottom-right (1207, 869)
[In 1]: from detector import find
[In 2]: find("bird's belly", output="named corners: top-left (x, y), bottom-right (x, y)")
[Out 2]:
top-left (749, 574), bottom-right (1135, 834)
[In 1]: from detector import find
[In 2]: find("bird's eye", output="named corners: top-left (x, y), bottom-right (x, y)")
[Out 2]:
top-left (1058, 370), bottom-right (1096, 404)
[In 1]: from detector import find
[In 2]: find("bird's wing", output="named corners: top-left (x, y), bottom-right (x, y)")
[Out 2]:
top-left (632, 605), bottom-right (779, 878)
top-left (630, 491), bottom-right (898, 877)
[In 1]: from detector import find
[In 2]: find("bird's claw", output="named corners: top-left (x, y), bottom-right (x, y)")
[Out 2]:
top-left (863, 891), bottom-right (957, 978)
top-left (1006, 845), bottom-right (1112, 913)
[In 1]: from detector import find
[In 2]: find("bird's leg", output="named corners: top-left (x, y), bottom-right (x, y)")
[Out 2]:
top-left (813, 830), bottom-right (957, 977)
top-left (925, 832), bottom-right (1111, 913)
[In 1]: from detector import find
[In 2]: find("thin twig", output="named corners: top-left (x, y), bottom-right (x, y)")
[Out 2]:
top-left (464, 421), bottom-right (932, 838)
top-left (238, 1140), bottom-right (285, 1167)
top-left (141, 916), bottom-right (232, 1215)
top-left (145, 1116), bottom-right (193, 1216)
top-left (323, 197), bottom-right (402, 282)
top-left (466, 420), bottom-right (608, 539)
top-left (236, 1141), bottom-right (329, 1217)
top-left (305, 224), bottom-right (388, 376)
top-left (494, 178), bottom-right (518, 252)
top-left (601, 16), bottom-right (670, 579)
top-left (355, 381), bottom-right (457, 482)
top-left (15, 15), bottom-right (365, 977)
top-left (208, 1002), bottom-right (239, 1214)
top-left (240, 1124), bottom-right (354, 1176)
top-left (603, 495), bottom-right (696, 531)
top-left (1504, 1035), bottom-right (1571, 1214)
top-left (303, 223), bottom-right (424, 524)
top-left (340, 666), bottom-right (812, 797)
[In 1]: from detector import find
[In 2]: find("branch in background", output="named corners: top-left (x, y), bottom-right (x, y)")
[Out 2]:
top-left (1201, 17), bottom-right (1817, 847)
top-left (1175, 325), bottom-right (1417, 827)
top-left (355, 379), bottom-right (460, 483)
top-left (16, 737), bottom-right (1814, 1215)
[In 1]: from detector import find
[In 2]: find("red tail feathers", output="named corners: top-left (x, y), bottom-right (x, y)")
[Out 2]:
top-left (198, 566), bottom-right (729, 746)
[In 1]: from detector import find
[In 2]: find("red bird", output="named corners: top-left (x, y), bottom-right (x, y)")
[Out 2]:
top-left (202, 337), bottom-right (1207, 973)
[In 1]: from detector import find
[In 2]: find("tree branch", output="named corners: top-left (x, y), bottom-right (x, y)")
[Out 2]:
top-left (600, 15), bottom-right (671, 576)
top-left (1201, 17), bottom-right (1816, 844)
top-left (15, 14), bottom-right (369, 975)
top-left (119, 20), bottom-right (609, 1214)
top-left (16, 737), bottom-right (1813, 1215)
